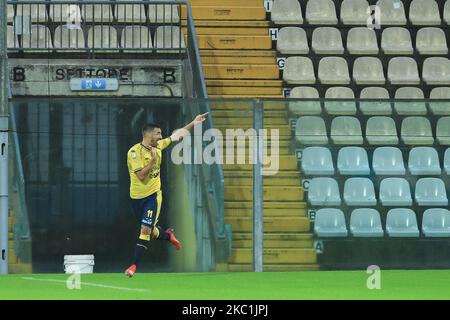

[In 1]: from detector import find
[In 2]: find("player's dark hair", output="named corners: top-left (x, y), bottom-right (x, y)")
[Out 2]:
top-left (142, 123), bottom-right (161, 135)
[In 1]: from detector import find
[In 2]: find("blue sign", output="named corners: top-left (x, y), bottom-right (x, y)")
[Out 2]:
top-left (81, 79), bottom-right (107, 90)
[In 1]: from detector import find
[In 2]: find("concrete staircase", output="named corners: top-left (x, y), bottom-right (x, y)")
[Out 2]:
top-left (186, 0), bottom-right (318, 271)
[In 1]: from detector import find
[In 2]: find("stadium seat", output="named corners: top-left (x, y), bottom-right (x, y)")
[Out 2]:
top-left (445, 0), bottom-right (450, 24)
top-left (21, 25), bottom-right (53, 49)
top-left (340, 0), bottom-right (370, 25)
top-left (422, 209), bottom-right (450, 237)
top-left (347, 27), bottom-right (379, 55)
top-left (305, 0), bottom-right (338, 25)
top-left (408, 147), bottom-right (441, 175)
top-left (415, 178), bottom-right (448, 206)
top-left (344, 178), bottom-right (377, 207)
top-left (7, 26), bottom-right (19, 49)
top-left (318, 58), bottom-right (350, 84)
top-left (372, 147), bottom-right (405, 175)
top-left (312, 27), bottom-right (344, 54)
top-left (381, 27), bottom-right (414, 55)
top-left (314, 208), bottom-right (348, 237)
top-left (116, 1), bottom-right (147, 23)
top-left (295, 116), bottom-right (328, 144)
top-left (401, 117), bottom-right (434, 145)
top-left (87, 25), bottom-right (118, 50)
top-left (359, 87), bottom-right (392, 115)
top-left (394, 87), bottom-right (426, 115)
top-left (409, 0), bottom-right (441, 25)
top-left (271, 0), bottom-right (303, 25)
top-left (416, 28), bottom-right (448, 55)
top-left (331, 116), bottom-right (363, 144)
top-left (308, 177), bottom-right (341, 206)
top-left (388, 58), bottom-right (420, 85)
top-left (288, 87), bottom-right (321, 115)
top-left (148, 4), bottom-right (180, 23)
top-left (365, 116), bottom-right (399, 145)
top-left (82, 2), bottom-right (113, 22)
top-left (277, 27), bottom-right (309, 54)
top-left (154, 26), bottom-right (185, 52)
top-left (283, 57), bottom-right (316, 84)
top-left (350, 209), bottom-right (384, 237)
top-left (301, 147), bottom-right (335, 175)
top-left (337, 147), bottom-right (370, 175)
top-left (379, 178), bottom-right (412, 206)
top-left (324, 87), bottom-right (356, 115)
top-left (16, 1), bottom-right (48, 22)
top-left (121, 26), bottom-right (152, 50)
top-left (422, 58), bottom-right (450, 85)
top-left (54, 26), bottom-right (85, 51)
top-left (376, 0), bottom-right (407, 25)
top-left (444, 149), bottom-right (450, 174)
top-left (429, 87), bottom-right (450, 115)
top-left (49, 2), bottom-right (82, 23)
top-left (353, 57), bottom-right (385, 85)
top-left (436, 117), bottom-right (450, 145)
top-left (386, 209), bottom-right (420, 237)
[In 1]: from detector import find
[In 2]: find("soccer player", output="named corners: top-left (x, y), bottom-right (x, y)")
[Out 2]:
top-left (124, 112), bottom-right (209, 277)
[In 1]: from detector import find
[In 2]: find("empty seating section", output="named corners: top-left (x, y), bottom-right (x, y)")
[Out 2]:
top-left (6, 0), bottom-right (183, 52)
top-left (271, 0), bottom-right (450, 240)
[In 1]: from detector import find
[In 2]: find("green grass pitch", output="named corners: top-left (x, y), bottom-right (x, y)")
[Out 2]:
top-left (1, 270), bottom-right (450, 300)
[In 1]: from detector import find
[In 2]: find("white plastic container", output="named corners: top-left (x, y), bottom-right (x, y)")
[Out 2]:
top-left (64, 255), bottom-right (95, 274)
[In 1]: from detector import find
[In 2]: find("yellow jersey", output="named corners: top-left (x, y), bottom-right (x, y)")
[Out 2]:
top-left (127, 138), bottom-right (172, 199)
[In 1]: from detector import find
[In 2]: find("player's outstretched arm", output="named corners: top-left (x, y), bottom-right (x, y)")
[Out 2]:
top-left (170, 112), bottom-right (208, 142)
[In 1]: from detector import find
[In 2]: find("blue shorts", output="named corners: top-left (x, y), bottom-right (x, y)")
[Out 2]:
top-left (131, 191), bottom-right (162, 228)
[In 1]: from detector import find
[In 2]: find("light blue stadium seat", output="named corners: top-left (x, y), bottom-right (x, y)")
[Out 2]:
top-left (415, 178), bottom-right (448, 206)
top-left (444, 148), bottom-right (450, 174)
top-left (372, 147), bottom-right (406, 175)
top-left (295, 116), bottom-right (329, 145)
top-left (330, 116), bottom-right (363, 145)
top-left (365, 116), bottom-right (399, 145)
top-left (408, 147), bottom-right (441, 175)
top-left (344, 178), bottom-right (377, 206)
top-left (314, 208), bottom-right (348, 237)
top-left (422, 209), bottom-right (450, 237)
top-left (386, 209), bottom-right (420, 237)
top-left (308, 177), bottom-right (341, 206)
top-left (350, 208), bottom-right (384, 237)
top-left (301, 147), bottom-right (335, 175)
top-left (337, 147), bottom-right (370, 175)
top-left (437, 117), bottom-right (450, 145)
top-left (380, 178), bottom-right (412, 206)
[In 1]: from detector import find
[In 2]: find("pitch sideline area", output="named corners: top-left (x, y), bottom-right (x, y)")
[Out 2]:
top-left (0, 270), bottom-right (450, 300)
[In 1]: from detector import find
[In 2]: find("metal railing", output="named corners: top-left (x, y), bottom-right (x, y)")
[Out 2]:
top-left (6, 1), bottom-right (187, 54)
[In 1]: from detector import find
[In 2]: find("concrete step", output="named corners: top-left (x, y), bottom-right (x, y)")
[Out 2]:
top-left (203, 64), bottom-right (279, 80)
top-left (202, 56), bottom-right (277, 64)
top-left (225, 207), bottom-right (307, 217)
top-left (188, 0), bottom-right (264, 7)
top-left (232, 233), bottom-right (313, 248)
top-left (225, 176), bottom-right (300, 187)
top-left (209, 94), bottom-right (283, 98)
top-left (215, 125), bottom-right (292, 137)
top-left (189, 27), bottom-right (269, 36)
top-left (225, 216), bottom-right (310, 233)
top-left (207, 79), bottom-right (282, 87)
top-left (225, 201), bottom-right (307, 210)
top-left (208, 86), bottom-right (282, 95)
top-left (8, 263), bottom-right (32, 274)
top-left (182, 6), bottom-right (267, 20)
top-left (194, 35), bottom-right (272, 50)
top-left (209, 101), bottom-right (287, 110)
top-left (229, 248), bottom-right (317, 264)
top-left (222, 156), bottom-right (298, 171)
top-left (9, 232), bottom-right (14, 240)
top-left (227, 264), bottom-right (320, 272)
top-left (212, 110), bottom-right (287, 118)
top-left (184, 21), bottom-right (271, 28)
